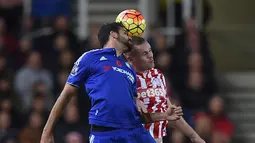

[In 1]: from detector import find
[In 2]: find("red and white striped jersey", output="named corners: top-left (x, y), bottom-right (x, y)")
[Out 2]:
top-left (136, 68), bottom-right (169, 139)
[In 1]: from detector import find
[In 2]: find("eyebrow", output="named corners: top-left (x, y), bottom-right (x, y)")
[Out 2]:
top-left (142, 51), bottom-right (148, 55)
top-left (142, 48), bottom-right (152, 54)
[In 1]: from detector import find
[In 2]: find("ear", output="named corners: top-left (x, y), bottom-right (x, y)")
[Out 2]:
top-left (110, 31), bottom-right (118, 39)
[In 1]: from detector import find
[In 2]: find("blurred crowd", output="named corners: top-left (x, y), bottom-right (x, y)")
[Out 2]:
top-left (0, 0), bottom-right (233, 143)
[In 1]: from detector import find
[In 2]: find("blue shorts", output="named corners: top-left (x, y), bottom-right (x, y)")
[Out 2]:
top-left (89, 126), bottom-right (156, 143)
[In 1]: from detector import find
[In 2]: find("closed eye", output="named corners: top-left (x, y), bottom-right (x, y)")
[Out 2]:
top-left (142, 51), bottom-right (148, 56)
top-left (142, 49), bottom-right (152, 56)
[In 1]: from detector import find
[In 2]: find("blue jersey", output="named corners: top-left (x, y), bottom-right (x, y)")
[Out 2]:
top-left (67, 48), bottom-right (142, 128)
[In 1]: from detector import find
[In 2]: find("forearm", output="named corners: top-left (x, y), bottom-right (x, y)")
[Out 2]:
top-left (141, 112), bottom-right (167, 123)
top-left (171, 117), bottom-right (199, 139)
top-left (166, 99), bottom-right (198, 138)
top-left (43, 91), bottom-right (73, 133)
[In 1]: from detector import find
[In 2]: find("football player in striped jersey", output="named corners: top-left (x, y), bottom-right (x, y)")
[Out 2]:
top-left (125, 36), bottom-right (205, 143)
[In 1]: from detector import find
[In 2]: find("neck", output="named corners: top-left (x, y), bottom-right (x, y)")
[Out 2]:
top-left (104, 41), bottom-right (123, 56)
top-left (137, 69), bottom-right (148, 73)
top-left (132, 65), bottom-right (147, 73)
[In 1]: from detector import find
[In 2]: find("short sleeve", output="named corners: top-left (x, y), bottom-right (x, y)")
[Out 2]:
top-left (158, 70), bottom-right (170, 98)
top-left (66, 53), bottom-right (91, 88)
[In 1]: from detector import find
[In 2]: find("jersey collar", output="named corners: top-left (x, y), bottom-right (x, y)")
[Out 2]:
top-left (103, 48), bottom-right (128, 61)
top-left (136, 70), bottom-right (149, 78)
top-left (103, 47), bottom-right (116, 55)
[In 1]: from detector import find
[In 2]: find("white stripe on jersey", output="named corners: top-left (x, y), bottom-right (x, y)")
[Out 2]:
top-left (161, 73), bottom-right (166, 86)
top-left (151, 97), bottom-right (161, 112)
top-left (158, 121), bottom-right (163, 138)
top-left (138, 76), bottom-right (147, 89)
top-left (148, 70), bottom-right (152, 78)
top-left (154, 68), bottom-right (159, 75)
top-left (149, 123), bottom-right (155, 138)
top-left (159, 74), bottom-right (167, 96)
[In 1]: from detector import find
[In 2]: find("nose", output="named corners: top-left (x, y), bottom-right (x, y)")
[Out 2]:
top-left (148, 51), bottom-right (153, 59)
top-left (128, 36), bottom-right (132, 41)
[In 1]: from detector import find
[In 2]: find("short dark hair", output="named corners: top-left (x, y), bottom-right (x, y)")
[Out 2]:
top-left (131, 36), bottom-right (146, 46)
top-left (97, 22), bottom-right (124, 47)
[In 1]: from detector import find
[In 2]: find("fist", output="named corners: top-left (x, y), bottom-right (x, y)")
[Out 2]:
top-left (165, 105), bottom-right (183, 121)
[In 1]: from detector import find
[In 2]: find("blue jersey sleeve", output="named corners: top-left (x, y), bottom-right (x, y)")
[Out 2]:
top-left (66, 53), bottom-right (91, 88)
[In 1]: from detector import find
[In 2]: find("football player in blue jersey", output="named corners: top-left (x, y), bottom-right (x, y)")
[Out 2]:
top-left (40, 22), bottom-right (183, 143)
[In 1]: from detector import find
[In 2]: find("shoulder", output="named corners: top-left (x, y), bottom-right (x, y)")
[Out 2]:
top-left (15, 68), bottom-right (27, 78)
top-left (87, 48), bottom-right (115, 56)
top-left (153, 68), bottom-right (163, 74)
top-left (75, 49), bottom-right (104, 65)
top-left (78, 49), bottom-right (104, 59)
top-left (77, 48), bottom-right (115, 63)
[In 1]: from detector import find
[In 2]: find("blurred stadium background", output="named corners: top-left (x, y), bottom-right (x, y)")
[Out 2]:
top-left (0, 0), bottom-right (254, 143)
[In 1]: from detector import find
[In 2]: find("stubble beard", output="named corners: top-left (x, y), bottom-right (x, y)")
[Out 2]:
top-left (118, 37), bottom-right (133, 53)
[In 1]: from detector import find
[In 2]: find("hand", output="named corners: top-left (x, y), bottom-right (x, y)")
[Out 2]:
top-left (41, 131), bottom-right (54, 143)
top-left (191, 137), bottom-right (206, 143)
top-left (135, 98), bottom-right (147, 114)
top-left (165, 105), bottom-right (183, 121)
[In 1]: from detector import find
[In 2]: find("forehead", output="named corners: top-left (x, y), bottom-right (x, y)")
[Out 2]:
top-left (135, 41), bottom-right (151, 52)
top-left (118, 27), bottom-right (127, 33)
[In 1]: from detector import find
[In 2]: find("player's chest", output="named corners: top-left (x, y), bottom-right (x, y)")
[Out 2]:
top-left (94, 56), bottom-right (135, 83)
top-left (136, 75), bottom-right (166, 99)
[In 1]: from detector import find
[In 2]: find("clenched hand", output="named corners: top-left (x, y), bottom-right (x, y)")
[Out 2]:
top-left (165, 105), bottom-right (183, 121)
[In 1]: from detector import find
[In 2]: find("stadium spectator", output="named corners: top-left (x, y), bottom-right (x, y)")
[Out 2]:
top-left (79, 24), bottom-right (101, 56)
top-left (12, 37), bottom-right (32, 70)
top-left (52, 16), bottom-right (78, 54)
top-left (58, 49), bottom-right (75, 71)
top-left (28, 92), bottom-right (50, 122)
top-left (0, 111), bottom-right (17, 143)
top-left (19, 112), bottom-right (43, 143)
top-left (54, 97), bottom-right (87, 143)
top-left (65, 131), bottom-right (83, 143)
top-left (0, 18), bottom-right (18, 54)
top-left (14, 51), bottom-right (53, 112)
top-left (195, 96), bottom-right (234, 143)
top-left (55, 70), bottom-right (69, 95)
top-left (0, 96), bottom-right (21, 129)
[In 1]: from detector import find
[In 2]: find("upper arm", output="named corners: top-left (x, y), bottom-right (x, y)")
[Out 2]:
top-left (161, 73), bottom-right (169, 97)
top-left (66, 53), bottom-right (92, 88)
top-left (62, 83), bottom-right (78, 96)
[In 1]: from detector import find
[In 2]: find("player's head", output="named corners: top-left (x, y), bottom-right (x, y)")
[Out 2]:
top-left (125, 36), bottom-right (154, 72)
top-left (98, 22), bottom-right (132, 52)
